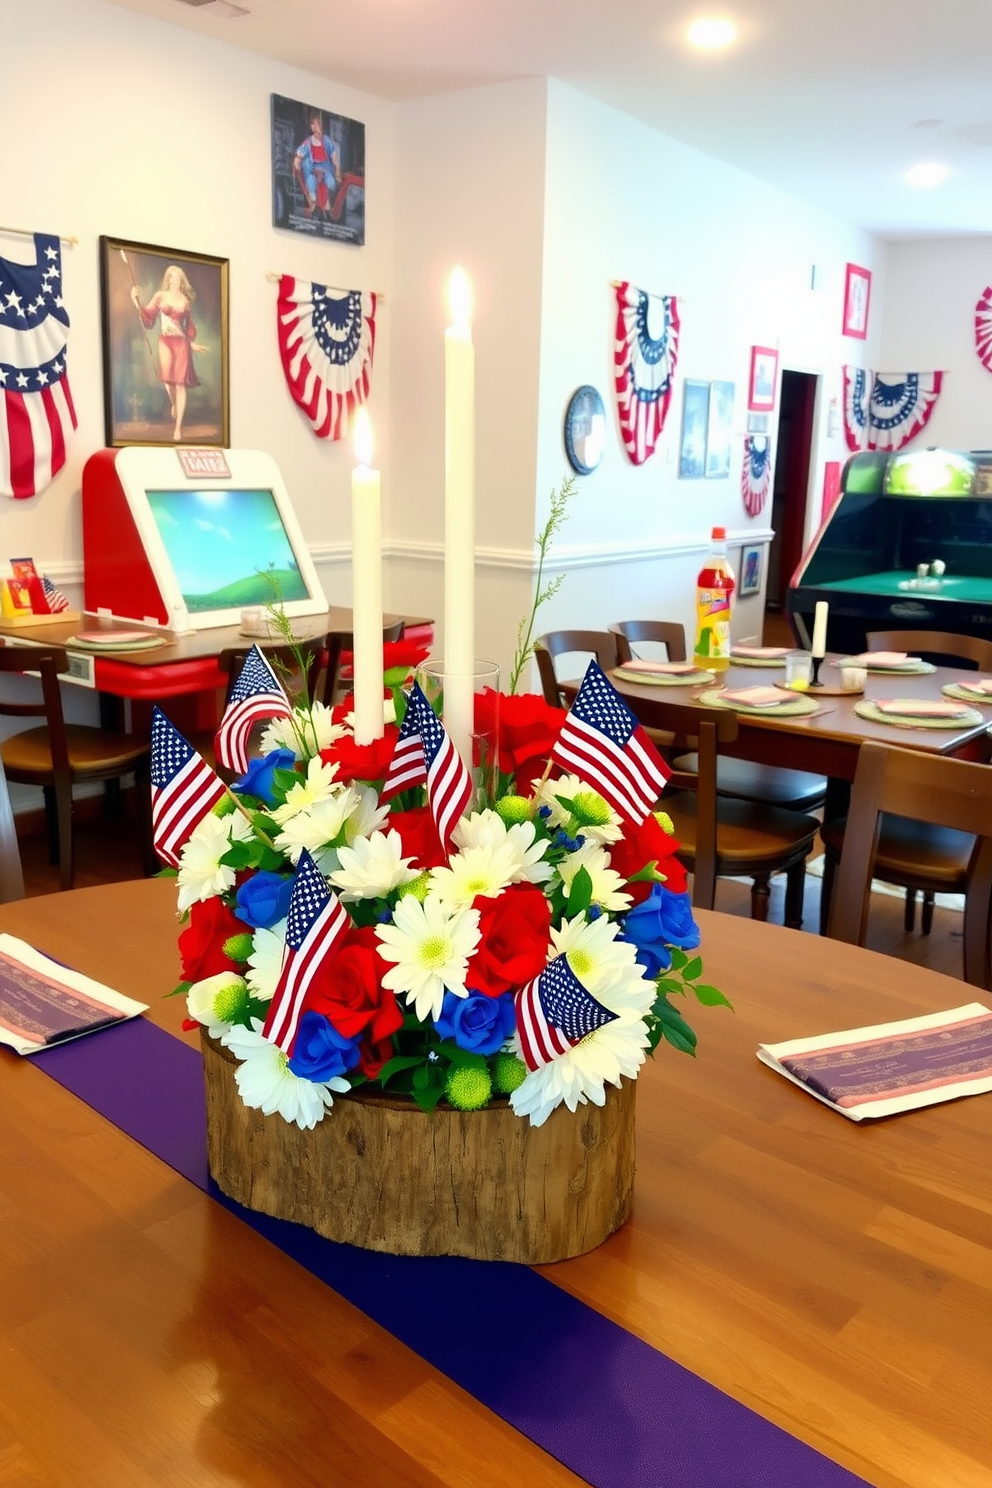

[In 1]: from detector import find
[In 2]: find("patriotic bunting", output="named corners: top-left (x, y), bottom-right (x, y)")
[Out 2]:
top-left (551, 661), bottom-right (671, 826)
top-left (0, 233), bottom-right (77, 499)
top-left (842, 365), bottom-right (871, 452)
top-left (150, 709), bottom-right (228, 868)
top-left (867, 372), bottom-right (943, 454)
top-left (214, 645), bottom-right (292, 776)
top-left (975, 286), bottom-right (992, 374)
top-left (741, 436), bottom-right (772, 516)
top-left (613, 282), bottom-right (680, 466)
top-left (263, 850), bottom-right (351, 1055)
top-left (276, 276), bottom-right (375, 440)
top-left (514, 954), bottom-right (618, 1072)
top-left (380, 683), bottom-right (473, 849)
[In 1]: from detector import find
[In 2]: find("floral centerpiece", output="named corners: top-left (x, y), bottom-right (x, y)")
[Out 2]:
top-left (165, 636), bottom-right (727, 1136)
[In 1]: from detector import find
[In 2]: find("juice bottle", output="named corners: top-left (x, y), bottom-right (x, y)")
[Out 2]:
top-left (692, 526), bottom-right (736, 673)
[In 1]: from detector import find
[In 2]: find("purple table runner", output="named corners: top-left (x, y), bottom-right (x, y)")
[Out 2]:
top-left (33, 1018), bottom-right (871, 1488)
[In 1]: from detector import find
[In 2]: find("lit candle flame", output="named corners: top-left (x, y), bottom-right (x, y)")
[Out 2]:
top-left (353, 405), bottom-right (374, 467)
top-left (448, 266), bottom-right (472, 332)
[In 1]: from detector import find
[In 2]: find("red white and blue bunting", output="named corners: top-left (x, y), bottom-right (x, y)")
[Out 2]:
top-left (741, 436), bottom-right (772, 516)
top-left (975, 285), bottom-right (992, 374)
top-left (0, 232), bottom-right (76, 499)
top-left (276, 277), bottom-right (376, 440)
top-left (842, 364), bottom-right (871, 452)
top-left (867, 371), bottom-right (943, 453)
top-left (613, 282), bottom-right (680, 466)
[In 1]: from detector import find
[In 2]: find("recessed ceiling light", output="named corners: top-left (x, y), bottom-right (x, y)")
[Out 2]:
top-left (686, 16), bottom-right (737, 50)
top-left (905, 162), bottom-right (952, 189)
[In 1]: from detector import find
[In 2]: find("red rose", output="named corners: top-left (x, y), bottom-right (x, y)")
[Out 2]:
top-left (178, 896), bottom-right (247, 981)
top-left (467, 884), bottom-right (552, 996)
top-left (322, 725), bottom-right (399, 786)
top-left (382, 638), bottom-right (431, 673)
top-left (302, 926), bottom-right (403, 1043)
top-left (475, 690), bottom-right (567, 788)
top-left (389, 806), bottom-right (445, 870)
top-left (356, 1032), bottom-right (396, 1079)
top-left (608, 813), bottom-right (687, 902)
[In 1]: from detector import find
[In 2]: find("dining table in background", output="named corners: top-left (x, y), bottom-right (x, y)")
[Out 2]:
top-left (0, 878), bottom-right (987, 1488)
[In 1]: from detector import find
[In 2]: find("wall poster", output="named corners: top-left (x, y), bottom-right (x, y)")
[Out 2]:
top-left (271, 94), bottom-right (366, 246)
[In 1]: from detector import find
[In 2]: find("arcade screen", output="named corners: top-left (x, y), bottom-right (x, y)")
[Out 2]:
top-left (146, 487), bottom-right (309, 613)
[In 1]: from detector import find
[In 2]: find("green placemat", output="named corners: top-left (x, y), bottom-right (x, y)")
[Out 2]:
top-left (942, 683), bottom-right (992, 704)
top-left (834, 657), bottom-right (936, 675)
top-left (615, 667), bottom-right (714, 687)
top-left (698, 688), bottom-right (821, 716)
top-left (729, 653), bottom-right (787, 667)
top-left (854, 699), bottom-right (984, 729)
top-left (66, 634), bottom-right (165, 653)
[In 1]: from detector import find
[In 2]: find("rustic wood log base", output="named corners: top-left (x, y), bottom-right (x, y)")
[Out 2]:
top-left (201, 1029), bottom-right (636, 1262)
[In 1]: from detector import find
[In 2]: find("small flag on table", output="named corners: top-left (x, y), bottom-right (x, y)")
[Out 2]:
top-left (150, 708), bottom-right (228, 868)
top-left (263, 850), bottom-right (350, 1054)
top-left (41, 574), bottom-right (70, 613)
top-left (379, 682), bottom-right (472, 849)
top-left (514, 954), bottom-right (618, 1071)
top-left (551, 660), bottom-right (670, 825)
top-left (214, 646), bottom-right (292, 776)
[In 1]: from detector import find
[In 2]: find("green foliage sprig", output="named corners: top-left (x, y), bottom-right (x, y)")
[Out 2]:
top-left (508, 474), bottom-right (578, 695)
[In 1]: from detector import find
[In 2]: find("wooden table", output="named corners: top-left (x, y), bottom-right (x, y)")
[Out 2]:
top-left (0, 879), bottom-right (988, 1488)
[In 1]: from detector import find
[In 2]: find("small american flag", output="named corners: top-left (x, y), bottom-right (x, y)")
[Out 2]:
top-left (214, 646), bottom-right (292, 776)
top-left (41, 574), bottom-right (70, 613)
top-left (514, 954), bottom-right (618, 1072)
top-left (551, 660), bottom-right (670, 825)
top-left (150, 708), bottom-right (228, 868)
top-left (380, 683), bottom-right (471, 848)
top-left (262, 850), bottom-right (351, 1054)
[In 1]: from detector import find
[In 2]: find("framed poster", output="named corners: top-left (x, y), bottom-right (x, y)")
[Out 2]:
top-left (678, 379), bottom-right (710, 478)
top-left (99, 237), bottom-right (229, 448)
top-left (271, 93), bottom-right (366, 245)
top-left (747, 346), bottom-right (778, 412)
top-left (705, 379), bottom-right (735, 478)
top-left (740, 543), bottom-right (763, 597)
top-left (842, 263), bottom-right (871, 339)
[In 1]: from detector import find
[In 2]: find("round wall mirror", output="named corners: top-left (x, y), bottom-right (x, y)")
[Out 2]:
top-left (564, 385), bottom-right (606, 475)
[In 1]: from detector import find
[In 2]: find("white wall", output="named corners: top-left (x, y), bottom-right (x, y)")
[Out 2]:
top-left (880, 237), bottom-right (992, 450)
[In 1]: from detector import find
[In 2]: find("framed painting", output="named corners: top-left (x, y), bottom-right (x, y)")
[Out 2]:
top-left (271, 93), bottom-right (366, 246)
top-left (100, 237), bottom-right (229, 448)
top-left (740, 543), bottom-right (763, 597)
top-left (747, 346), bottom-right (778, 413)
top-left (705, 379), bottom-right (735, 478)
top-left (842, 263), bottom-right (871, 339)
top-left (678, 379), bottom-right (710, 479)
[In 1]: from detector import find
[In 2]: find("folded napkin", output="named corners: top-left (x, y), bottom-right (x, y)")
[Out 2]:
top-left (721, 686), bottom-right (789, 708)
top-left (875, 698), bottom-right (969, 718)
top-left (730, 645), bottom-right (791, 659)
top-left (955, 677), bottom-right (992, 695)
top-left (616, 659), bottom-right (699, 675)
top-left (850, 651), bottom-right (912, 667)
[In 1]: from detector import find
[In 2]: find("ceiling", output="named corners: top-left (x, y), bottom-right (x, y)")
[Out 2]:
top-left (111, 0), bottom-right (992, 237)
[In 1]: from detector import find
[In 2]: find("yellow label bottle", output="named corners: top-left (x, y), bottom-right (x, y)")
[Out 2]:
top-left (692, 526), bottom-right (735, 674)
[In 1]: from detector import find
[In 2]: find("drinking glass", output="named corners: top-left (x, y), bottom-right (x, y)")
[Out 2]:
top-left (784, 651), bottom-right (813, 690)
top-left (416, 659), bottom-right (501, 808)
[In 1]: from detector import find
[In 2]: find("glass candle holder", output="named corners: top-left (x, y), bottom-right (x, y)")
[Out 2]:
top-left (416, 659), bottom-right (501, 809)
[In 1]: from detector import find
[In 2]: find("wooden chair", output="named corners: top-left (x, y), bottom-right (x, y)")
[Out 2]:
top-left (0, 646), bottom-right (153, 891)
top-left (535, 630), bottom-right (618, 707)
top-left (321, 619), bottom-right (406, 706)
top-left (646, 694), bottom-right (820, 926)
top-left (866, 629), bottom-right (992, 671)
top-left (609, 620), bottom-right (687, 664)
top-left (0, 757), bottom-right (24, 903)
top-left (826, 742), bottom-right (992, 988)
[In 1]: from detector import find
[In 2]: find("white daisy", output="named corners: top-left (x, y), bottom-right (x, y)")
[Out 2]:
top-left (428, 841), bottom-right (520, 908)
top-left (270, 756), bottom-right (340, 825)
top-left (343, 783), bottom-right (391, 845)
top-left (329, 829), bottom-right (420, 901)
top-left (535, 773), bottom-right (623, 844)
top-left (557, 844), bottom-right (632, 914)
top-left (186, 972), bottom-right (249, 1038)
top-left (550, 912), bottom-right (651, 1007)
top-left (452, 810), bottom-right (553, 884)
top-left (510, 1010), bottom-right (650, 1127)
top-left (246, 921), bottom-right (286, 1002)
top-left (376, 893), bottom-right (481, 1020)
top-left (274, 785), bottom-right (362, 868)
top-left (176, 810), bottom-right (254, 913)
top-left (221, 1018), bottom-right (349, 1129)
top-left (261, 700), bottom-right (345, 760)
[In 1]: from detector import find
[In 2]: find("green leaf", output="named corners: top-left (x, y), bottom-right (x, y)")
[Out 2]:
top-left (435, 1043), bottom-right (487, 1071)
top-left (660, 1023), bottom-right (698, 1055)
top-left (692, 983), bottom-right (734, 1008)
top-left (566, 864), bottom-right (593, 916)
top-left (221, 841), bottom-right (255, 868)
top-left (165, 980), bottom-right (192, 999)
top-left (668, 946), bottom-right (688, 971)
top-left (681, 955), bottom-right (703, 981)
top-left (655, 977), bottom-right (687, 997)
top-left (411, 1083), bottom-right (446, 1114)
top-left (377, 1054), bottom-right (425, 1087)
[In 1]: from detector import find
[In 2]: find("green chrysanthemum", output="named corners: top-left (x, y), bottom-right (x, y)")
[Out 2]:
top-left (214, 976), bottom-right (251, 1024)
top-left (396, 870), bottom-right (432, 903)
top-left (213, 795), bottom-right (237, 818)
top-left (222, 932), bottom-right (254, 963)
top-left (445, 1065), bottom-right (492, 1111)
top-left (495, 795), bottom-right (532, 825)
top-left (571, 790), bottom-right (612, 826)
top-left (490, 1051), bottom-right (527, 1094)
top-left (655, 810), bottom-right (675, 836)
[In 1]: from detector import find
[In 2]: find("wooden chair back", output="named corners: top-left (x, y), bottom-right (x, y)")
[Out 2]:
top-left (218, 642), bottom-right (322, 707)
top-left (321, 619), bottom-right (405, 705)
top-left (827, 741), bottom-right (992, 987)
top-left (866, 629), bottom-right (992, 671)
top-left (0, 756), bottom-right (24, 902)
top-left (609, 620), bottom-right (687, 665)
top-left (534, 630), bottom-right (618, 707)
top-left (0, 646), bottom-right (72, 779)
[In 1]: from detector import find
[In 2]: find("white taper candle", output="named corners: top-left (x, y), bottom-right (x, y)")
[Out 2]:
top-left (443, 266), bottom-right (476, 766)
top-left (811, 601), bottom-right (829, 659)
top-left (351, 407), bottom-right (383, 744)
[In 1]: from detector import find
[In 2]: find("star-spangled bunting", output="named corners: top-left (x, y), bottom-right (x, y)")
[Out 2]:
top-left (975, 286), bottom-right (992, 375)
top-left (551, 661), bottom-right (671, 826)
top-left (0, 233), bottom-right (77, 499)
top-left (741, 436), bottom-right (772, 516)
top-left (514, 954), bottom-right (618, 1072)
top-left (613, 282), bottom-right (680, 466)
top-left (41, 574), bottom-right (69, 613)
top-left (866, 371), bottom-right (943, 453)
top-left (380, 683), bottom-right (473, 849)
top-left (842, 365), bottom-right (871, 452)
top-left (150, 708), bottom-right (228, 868)
top-left (262, 850), bottom-right (350, 1055)
top-left (276, 277), bottom-right (376, 440)
top-left (214, 646), bottom-right (292, 776)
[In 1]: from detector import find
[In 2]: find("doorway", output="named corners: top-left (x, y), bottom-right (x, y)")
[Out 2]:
top-left (764, 370), bottom-right (819, 642)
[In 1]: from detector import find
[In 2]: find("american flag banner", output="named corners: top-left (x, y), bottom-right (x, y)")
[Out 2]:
top-left (150, 708), bottom-right (228, 868)
top-left (262, 850), bottom-right (351, 1054)
top-left (514, 954), bottom-right (618, 1072)
top-left (975, 286), bottom-right (992, 374)
top-left (276, 277), bottom-right (376, 440)
top-left (551, 661), bottom-right (671, 826)
top-left (613, 282), bottom-right (680, 466)
top-left (867, 372), bottom-right (944, 454)
top-left (380, 683), bottom-right (472, 848)
top-left (41, 574), bottom-right (70, 613)
top-left (214, 645), bottom-right (292, 776)
top-left (0, 233), bottom-right (77, 499)
top-left (741, 436), bottom-right (772, 516)
top-left (842, 365), bottom-right (871, 453)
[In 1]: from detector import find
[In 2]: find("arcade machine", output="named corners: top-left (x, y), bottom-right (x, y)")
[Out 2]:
top-left (787, 447), bottom-right (992, 655)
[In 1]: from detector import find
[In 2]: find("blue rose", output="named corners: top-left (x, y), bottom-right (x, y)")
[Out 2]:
top-left (232, 746), bottom-right (297, 807)
top-left (622, 885), bottom-right (701, 977)
top-left (288, 1011), bottom-right (362, 1083)
top-left (235, 870), bottom-right (294, 929)
top-left (433, 989), bottom-right (516, 1056)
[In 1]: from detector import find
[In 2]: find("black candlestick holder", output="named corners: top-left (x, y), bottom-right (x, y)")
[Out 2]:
top-left (810, 655), bottom-right (825, 688)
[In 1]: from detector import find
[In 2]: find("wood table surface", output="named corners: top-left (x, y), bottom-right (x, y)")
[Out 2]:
top-left (0, 878), bottom-right (989, 1488)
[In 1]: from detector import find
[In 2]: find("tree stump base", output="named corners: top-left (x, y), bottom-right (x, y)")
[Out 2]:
top-left (201, 1031), bottom-right (636, 1261)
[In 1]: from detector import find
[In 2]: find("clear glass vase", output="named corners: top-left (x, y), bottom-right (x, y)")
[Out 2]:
top-left (416, 659), bottom-right (500, 810)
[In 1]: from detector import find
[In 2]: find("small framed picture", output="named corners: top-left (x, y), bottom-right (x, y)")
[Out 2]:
top-left (842, 263), bottom-right (871, 339)
top-left (705, 380), bottom-right (735, 478)
top-left (747, 346), bottom-right (778, 413)
top-left (740, 543), bottom-right (763, 597)
top-left (746, 411), bottom-right (770, 434)
top-left (679, 379), bottom-right (710, 479)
